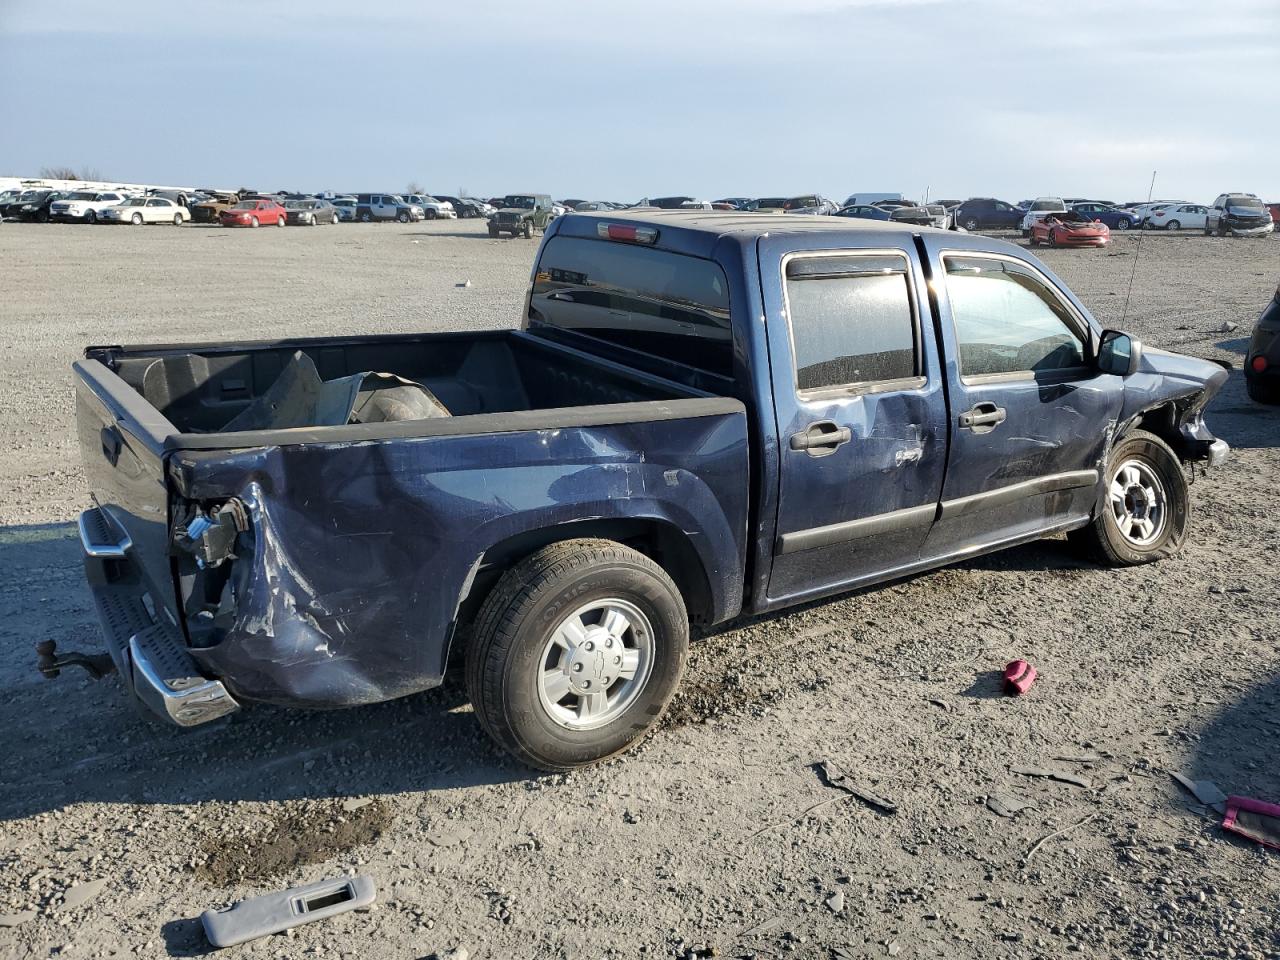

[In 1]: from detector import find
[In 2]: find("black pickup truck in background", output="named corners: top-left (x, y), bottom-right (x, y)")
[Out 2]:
top-left (66, 211), bottom-right (1228, 770)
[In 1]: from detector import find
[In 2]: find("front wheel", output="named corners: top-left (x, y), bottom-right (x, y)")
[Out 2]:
top-left (963, 217), bottom-right (979, 231)
top-left (1048, 229), bottom-right (1058, 247)
top-left (1166, 220), bottom-right (1180, 231)
top-left (522, 220), bottom-right (534, 239)
top-left (466, 539), bottom-right (689, 771)
top-left (85, 210), bottom-right (97, 224)
top-left (1067, 429), bottom-right (1189, 566)
top-left (397, 211), bottom-right (410, 223)
top-left (131, 213), bottom-right (143, 225)
top-left (276, 215), bottom-right (285, 227)
top-left (173, 213), bottom-right (183, 226)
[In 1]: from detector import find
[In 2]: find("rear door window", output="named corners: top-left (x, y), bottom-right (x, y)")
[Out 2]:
top-left (530, 235), bottom-right (733, 377)
top-left (783, 253), bottom-right (918, 392)
top-left (944, 255), bottom-right (1087, 379)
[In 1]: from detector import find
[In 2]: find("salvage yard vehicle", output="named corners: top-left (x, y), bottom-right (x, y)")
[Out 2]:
top-left (1146, 203), bottom-right (1208, 231)
top-left (190, 191), bottom-right (241, 224)
top-left (488, 193), bottom-right (554, 238)
top-left (284, 198), bottom-right (340, 225)
top-left (1206, 193), bottom-right (1274, 237)
top-left (65, 211), bottom-right (1230, 770)
top-left (100, 196), bottom-right (189, 225)
top-left (835, 204), bottom-right (893, 221)
top-left (1029, 210), bottom-right (1110, 247)
top-left (405, 195), bottom-right (457, 220)
top-left (354, 193), bottom-right (422, 223)
top-left (1020, 197), bottom-right (1068, 236)
top-left (10, 189), bottom-right (63, 222)
top-left (1245, 281), bottom-right (1280, 404)
top-left (219, 198), bottom-right (288, 228)
top-left (1070, 202), bottom-right (1138, 231)
top-left (50, 190), bottom-right (130, 223)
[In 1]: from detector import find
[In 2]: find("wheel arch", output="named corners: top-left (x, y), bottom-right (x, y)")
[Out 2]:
top-left (454, 517), bottom-right (715, 634)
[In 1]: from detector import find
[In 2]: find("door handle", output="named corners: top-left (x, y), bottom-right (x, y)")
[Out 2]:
top-left (958, 402), bottom-right (1007, 433)
top-left (100, 425), bottom-right (123, 466)
top-left (789, 420), bottom-right (852, 456)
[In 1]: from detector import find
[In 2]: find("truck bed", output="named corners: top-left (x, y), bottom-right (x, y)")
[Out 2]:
top-left (73, 328), bottom-right (749, 712)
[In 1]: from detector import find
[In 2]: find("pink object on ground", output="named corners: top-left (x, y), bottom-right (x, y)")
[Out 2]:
top-left (1223, 795), bottom-right (1280, 851)
top-left (1003, 660), bottom-right (1037, 695)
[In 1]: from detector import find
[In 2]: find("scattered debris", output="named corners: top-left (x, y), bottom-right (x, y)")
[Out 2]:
top-left (341, 797), bottom-right (373, 813)
top-left (1023, 813), bottom-right (1097, 863)
top-left (1011, 765), bottom-right (1092, 789)
top-left (1003, 659), bottom-right (1037, 695)
top-left (1223, 795), bottom-right (1280, 850)
top-left (926, 698), bottom-right (951, 712)
top-left (1217, 321), bottom-right (1238, 333)
top-left (432, 948), bottom-right (469, 960)
top-left (986, 792), bottom-right (1036, 818)
top-left (817, 760), bottom-right (898, 814)
top-left (0, 911), bottom-right (36, 927)
top-left (60, 878), bottom-right (107, 911)
top-left (825, 889), bottom-right (845, 913)
top-left (1171, 771), bottom-right (1228, 815)
top-left (739, 916), bottom-right (784, 937)
top-left (456, 280), bottom-right (472, 287)
top-left (201, 875), bottom-right (376, 949)
top-left (1054, 753), bottom-right (1103, 764)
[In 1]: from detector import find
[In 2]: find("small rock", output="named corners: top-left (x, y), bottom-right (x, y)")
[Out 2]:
top-left (825, 890), bottom-right (844, 913)
top-left (61, 879), bottom-right (108, 910)
top-left (1217, 321), bottom-right (1238, 333)
top-left (342, 798), bottom-right (373, 813)
top-left (886, 941), bottom-right (901, 957)
top-left (437, 948), bottom-right (468, 960)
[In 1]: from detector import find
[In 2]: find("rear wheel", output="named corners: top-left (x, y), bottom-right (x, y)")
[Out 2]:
top-left (1166, 219), bottom-right (1180, 231)
top-left (1116, 218), bottom-right (1130, 230)
top-left (173, 213), bottom-right (183, 226)
top-left (1048, 229), bottom-right (1058, 247)
top-left (466, 539), bottom-right (689, 771)
top-left (1029, 232), bottom-right (1040, 246)
top-left (131, 213), bottom-right (143, 225)
top-left (963, 217), bottom-right (980, 231)
top-left (1067, 429), bottom-right (1189, 566)
top-left (251, 216), bottom-right (259, 228)
top-left (1246, 375), bottom-right (1280, 405)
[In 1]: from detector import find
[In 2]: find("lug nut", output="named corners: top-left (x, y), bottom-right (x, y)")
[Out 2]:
top-left (573, 663), bottom-right (583, 672)
top-left (585, 641), bottom-right (595, 652)
top-left (613, 655), bottom-right (621, 664)
top-left (582, 680), bottom-right (591, 689)
top-left (605, 638), bottom-right (613, 648)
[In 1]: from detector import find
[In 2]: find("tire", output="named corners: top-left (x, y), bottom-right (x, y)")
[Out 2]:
top-left (1246, 375), bottom-right (1280, 405)
top-left (251, 217), bottom-right (259, 228)
top-left (488, 226), bottom-right (499, 238)
top-left (1166, 220), bottom-right (1180, 231)
top-left (276, 215), bottom-right (285, 228)
top-left (466, 539), bottom-right (689, 771)
top-left (173, 213), bottom-right (183, 226)
top-left (396, 211), bottom-right (409, 223)
top-left (1115, 219), bottom-right (1130, 231)
top-left (85, 210), bottom-right (97, 224)
top-left (963, 217), bottom-right (979, 231)
top-left (1029, 233), bottom-right (1040, 246)
top-left (1048, 230), bottom-right (1058, 247)
top-left (1067, 429), bottom-right (1189, 567)
top-left (522, 220), bottom-right (534, 239)
top-left (426, 209), bottom-right (437, 220)
top-left (131, 213), bottom-right (143, 225)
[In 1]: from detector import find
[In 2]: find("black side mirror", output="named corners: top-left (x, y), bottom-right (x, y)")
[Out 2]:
top-left (1098, 329), bottom-right (1143, 377)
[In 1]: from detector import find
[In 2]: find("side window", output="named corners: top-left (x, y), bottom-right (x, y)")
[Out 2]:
top-left (784, 254), bottom-right (918, 392)
top-left (944, 256), bottom-right (1087, 379)
top-left (147, 199), bottom-right (163, 207)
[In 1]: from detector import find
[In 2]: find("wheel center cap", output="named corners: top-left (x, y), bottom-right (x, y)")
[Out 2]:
top-left (1125, 486), bottom-right (1150, 518)
top-left (566, 627), bottom-right (619, 693)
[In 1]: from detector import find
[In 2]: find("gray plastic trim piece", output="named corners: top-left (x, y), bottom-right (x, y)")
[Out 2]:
top-left (201, 875), bottom-right (376, 948)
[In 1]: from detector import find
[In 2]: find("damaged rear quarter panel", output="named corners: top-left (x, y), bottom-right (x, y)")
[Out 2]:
top-left (170, 412), bottom-right (749, 708)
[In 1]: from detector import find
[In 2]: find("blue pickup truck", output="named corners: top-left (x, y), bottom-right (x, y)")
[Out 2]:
top-left (64, 211), bottom-right (1229, 770)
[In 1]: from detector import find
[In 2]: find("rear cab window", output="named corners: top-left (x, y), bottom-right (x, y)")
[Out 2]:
top-left (782, 252), bottom-right (921, 396)
top-left (529, 234), bottom-right (733, 378)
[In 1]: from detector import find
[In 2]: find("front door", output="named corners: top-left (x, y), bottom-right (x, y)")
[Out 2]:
top-left (918, 239), bottom-right (1123, 557)
top-left (762, 236), bottom-right (949, 603)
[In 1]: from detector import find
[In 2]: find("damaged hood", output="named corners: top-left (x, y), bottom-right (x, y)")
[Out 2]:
top-left (1138, 347), bottom-right (1229, 394)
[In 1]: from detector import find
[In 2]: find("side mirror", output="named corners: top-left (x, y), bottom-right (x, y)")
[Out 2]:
top-left (1097, 329), bottom-right (1143, 377)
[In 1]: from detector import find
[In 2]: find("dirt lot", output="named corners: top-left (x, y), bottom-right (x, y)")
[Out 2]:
top-left (1, 220), bottom-right (1277, 960)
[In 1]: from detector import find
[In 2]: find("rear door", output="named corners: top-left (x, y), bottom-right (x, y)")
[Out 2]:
top-left (760, 235), bottom-right (949, 603)
top-left (917, 238), bottom-right (1121, 557)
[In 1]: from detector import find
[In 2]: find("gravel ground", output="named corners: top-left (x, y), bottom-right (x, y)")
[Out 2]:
top-left (0, 220), bottom-right (1277, 960)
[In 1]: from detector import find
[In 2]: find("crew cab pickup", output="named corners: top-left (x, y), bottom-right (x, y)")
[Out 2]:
top-left (66, 211), bottom-right (1229, 770)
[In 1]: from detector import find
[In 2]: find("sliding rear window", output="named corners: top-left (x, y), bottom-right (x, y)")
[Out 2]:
top-left (529, 236), bottom-right (732, 377)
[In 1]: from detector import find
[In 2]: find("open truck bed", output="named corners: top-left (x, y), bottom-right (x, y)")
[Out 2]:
top-left (73, 328), bottom-right (749, 721)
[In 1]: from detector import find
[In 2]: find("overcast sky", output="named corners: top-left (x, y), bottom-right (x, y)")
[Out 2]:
top-left (2, 0), bottom-right (1277, 203)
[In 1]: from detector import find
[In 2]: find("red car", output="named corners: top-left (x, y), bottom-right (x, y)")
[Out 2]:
top-left (1268, 202), bottom-right (1280, 225)
top-left (219, 198), bottom-right (288, 228)
top-left (1029, 211), bottom-right (1110, 248)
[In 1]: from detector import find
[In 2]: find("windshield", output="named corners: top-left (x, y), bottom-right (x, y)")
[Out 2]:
top-left (69, 191), bottom-right (97, 200)
top-left (1227, 196), bottom-right (1264, 211)
top-left (285, 200), bottom-right (315, 209)
top-left (233, 200), bottom-right (256, 209)
top-left (756, 197), bottom-right (786, 207)
top-left (1031, 199), bottom-right (1067, 212)
top-left (925, 205), bottom-right (946, 215)
top-left (504, 195), bottom-right (536, 208)
top-left (124, 198), bottom-right (146, 206)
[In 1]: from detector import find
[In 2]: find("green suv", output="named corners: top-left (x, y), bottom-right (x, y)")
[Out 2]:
top-left (488, 194), bottom-right (554, 238)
